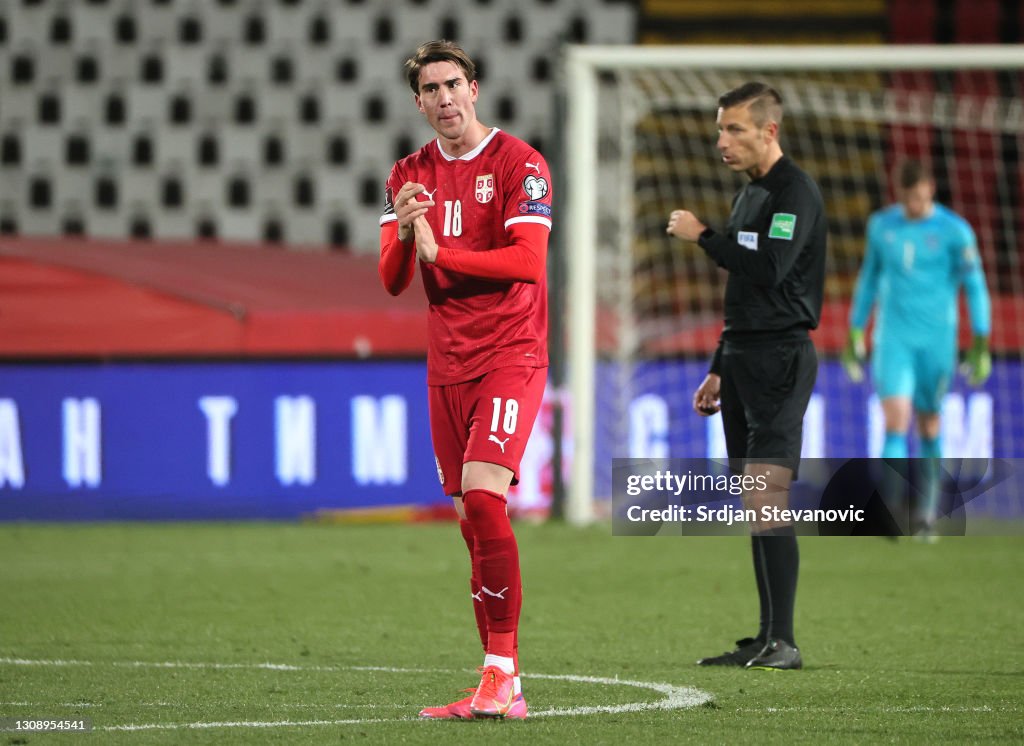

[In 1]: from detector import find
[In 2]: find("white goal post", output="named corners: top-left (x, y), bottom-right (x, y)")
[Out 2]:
top-left (563, 45), bottom-right (1024, 525)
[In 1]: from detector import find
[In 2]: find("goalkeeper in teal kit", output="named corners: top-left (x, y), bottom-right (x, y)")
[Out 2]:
top-left (842, 159), bottom-right (991, 536)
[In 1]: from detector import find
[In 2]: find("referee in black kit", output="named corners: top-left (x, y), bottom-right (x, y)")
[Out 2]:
top-left (666, 82), bottom-right (827, 670)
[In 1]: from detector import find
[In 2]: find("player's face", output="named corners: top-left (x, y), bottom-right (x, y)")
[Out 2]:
top-left (899, 179), bottom-right (935, 220)
top-left (415, 61), bottom-right (479, 142)
top-left (715, 104), bottom-right (774, 177)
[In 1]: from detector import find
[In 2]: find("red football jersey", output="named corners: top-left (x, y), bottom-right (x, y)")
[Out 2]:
top-left (380, 128), bottom-right (552, 385)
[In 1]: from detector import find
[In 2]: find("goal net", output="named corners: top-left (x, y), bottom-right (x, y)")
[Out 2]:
top-left (563, 46), bottom-right (1024, 524)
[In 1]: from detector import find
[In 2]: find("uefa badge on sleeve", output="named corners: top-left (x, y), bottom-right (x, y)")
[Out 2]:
top-left (475, 174), bottom-right (494, 204)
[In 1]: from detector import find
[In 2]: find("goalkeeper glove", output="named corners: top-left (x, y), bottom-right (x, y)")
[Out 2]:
top-left (963, 335), bottom-right (992, 387)
top-left (840, 328), bottom-right (866, 383)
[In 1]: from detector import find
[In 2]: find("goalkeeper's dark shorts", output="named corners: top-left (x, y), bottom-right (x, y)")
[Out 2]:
top-left (719, 335), bottom-right (818, 478)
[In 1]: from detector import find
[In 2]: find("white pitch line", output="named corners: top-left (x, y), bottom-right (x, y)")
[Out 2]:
top-left (0, 657), bottom-right (93, 666)
top-left (737, 705), bottom-right (1007, 714)
top-left (350, 665), bottom-right (452, 674)
top-left (112, 660), bottom-right (340, 672)
top-left (104, 717), bottom-right (401, 732)
top-left (135, 702), bottom-right (403, 709)
top-left (529, 673), bottom-right (712, 717)
top-left (0, 702), bottom-right (102, 708)
top-left (0, 657), bottom-right (341, 672)
top-left (0, 657), bottom-right (714, 731)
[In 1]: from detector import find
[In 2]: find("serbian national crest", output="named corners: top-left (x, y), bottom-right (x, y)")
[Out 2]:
top-left (475, 173), bottom-right (494, 204)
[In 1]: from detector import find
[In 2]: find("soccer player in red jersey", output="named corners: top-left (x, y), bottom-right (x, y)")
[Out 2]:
top-left (378, 40), bottom-right (552, 720)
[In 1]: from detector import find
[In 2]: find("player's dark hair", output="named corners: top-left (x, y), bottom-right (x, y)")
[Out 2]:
top-left (718, 82), bottom-right (784, 128)
top-left (897, 159), bottom-right (932, 189)
top-left (405, 40), bottom-right (477, 95)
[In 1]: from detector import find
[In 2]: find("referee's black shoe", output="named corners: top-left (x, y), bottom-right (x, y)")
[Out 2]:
top-left (696, 637), bottom-right (763, 667)
top-left (745, 638), bottom-right (803, 670)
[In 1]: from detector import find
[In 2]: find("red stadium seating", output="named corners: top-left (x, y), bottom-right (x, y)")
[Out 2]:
top-left (0, 237), bottom-right (428, 358)
top-left (888, 0), bottom-right (936, 43)
top-left (954, 0), bottom-right (1000, 43)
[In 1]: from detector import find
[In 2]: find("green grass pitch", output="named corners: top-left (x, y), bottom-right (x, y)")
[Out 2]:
top-left (1, 521), bottom-right (1022, 744)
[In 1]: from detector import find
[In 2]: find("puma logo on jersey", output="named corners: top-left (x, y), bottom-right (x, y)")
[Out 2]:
top-left (422, 187), bottom-right (437, 201)
top-left (482, 586), bottom-right (509, 600)
top-left (488, 434), bottom-right (511, 453)
top-left (525, 161), bottom-right (541, 173)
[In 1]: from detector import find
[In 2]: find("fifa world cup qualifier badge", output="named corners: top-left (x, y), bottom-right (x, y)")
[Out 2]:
top-left (522, 175), bottom-right (548, 200)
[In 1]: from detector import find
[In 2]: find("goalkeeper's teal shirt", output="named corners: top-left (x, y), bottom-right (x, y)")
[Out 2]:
top-left (849, 202), bottom-right (991, 349)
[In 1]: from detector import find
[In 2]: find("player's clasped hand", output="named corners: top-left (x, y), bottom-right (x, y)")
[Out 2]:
top-left (412, 216), bottom-right (438, 264)
top-left (395, 181), bottom-right (435, 241)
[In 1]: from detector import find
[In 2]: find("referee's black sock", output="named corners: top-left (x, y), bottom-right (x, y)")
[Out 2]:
top-left (753, 528), bottom-right (799, 647)
top-left (751, 536), bottom-right (769, 644)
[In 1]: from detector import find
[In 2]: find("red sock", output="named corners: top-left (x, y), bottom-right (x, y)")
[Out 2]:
top-left (513, 589), bottom-right (522, 674)
top-left (458, 519), bottom-right (488, 652)
top-left (463, 489), bottom-right (520, 660)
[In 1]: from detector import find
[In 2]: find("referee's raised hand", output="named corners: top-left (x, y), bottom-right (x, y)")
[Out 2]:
top-left (666, 209), bottom-right (706, 242)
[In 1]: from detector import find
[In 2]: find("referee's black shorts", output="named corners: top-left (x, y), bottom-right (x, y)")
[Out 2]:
top-left (719, 336), bottom-right (818, 477)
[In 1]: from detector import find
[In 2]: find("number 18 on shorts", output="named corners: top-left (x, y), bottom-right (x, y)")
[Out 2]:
top-left (428, 366), bottom-right (547, 495)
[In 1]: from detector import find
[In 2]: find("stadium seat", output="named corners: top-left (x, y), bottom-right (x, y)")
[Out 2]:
top-left (76, 54), bottom-right (100, 85)
top-left (241, 12), bottom-right (267, 46)
top-left (179, 13), bottom-right (203, 45)
top-left (93, 173), bottom-right (119, 211)
top-left (264, 131), bottom-right (288, 167)
top-left (205, 49), bottom-right (230, 86)
top-left (293, 172), bottom-right (316, 209)
top-left (328, 213), bottom-right (350, 249)
top-left (113, 12), bottom-right (138, 44)
top-left (888, 0), bottom-right (935, 43)
top-left (37, 90), bottom-right (62, 125)
top-left (128, 211), bottom-right (151, 239)
top-left (11, 51), bottom-right (36, 85)
top-left (139, 50), bottom-right (165, 85)
top-left (225, 171), bottom-right (252, 209)
top-left (0, 0), bottom-right (638, 249)
top-left (262, 213), bottom-right (285, 244)
top-left (196, 131), bottom-right (220, 168)
top-left (160, 171), bottom-right (185, 210)
top-left (269, 51), bottom-right (295, 85)
top-left (167, 91), bottom-right (193, 126)
top-left (232, 90), bottom-right (258, 125)
top-left (1, 131), bottom-right (22, 166)
top-left (335, 55), bottom-right (359, 83)
top-left (63, 211), bottom-right (87, 236)
top-left (954, 69), bottom-right (1000, 98)
top-left (28, 173), bottom-right (54, 211)
top-left (954, 0), bottom-right (999, 43)
top-left (131, 131), bottom-right (154, 167)
top-left (195, 212), bottom-right (219, 239)
top-left (65, 131), bottom-right (91, 167)
top-left (326, 131), bottom-right (349, 166)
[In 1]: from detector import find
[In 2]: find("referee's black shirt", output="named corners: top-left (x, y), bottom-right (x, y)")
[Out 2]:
top-left (697, 155), bottom-right (827, 373)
